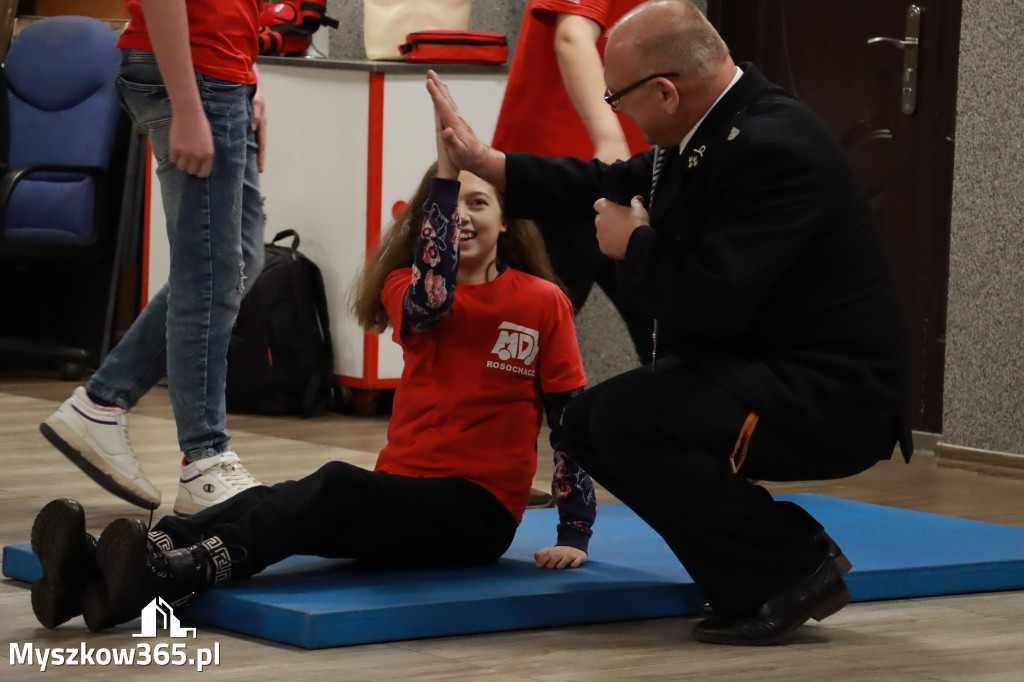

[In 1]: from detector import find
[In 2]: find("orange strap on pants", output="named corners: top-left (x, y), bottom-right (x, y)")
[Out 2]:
top-left (728, 412), bottom-right (759, 473)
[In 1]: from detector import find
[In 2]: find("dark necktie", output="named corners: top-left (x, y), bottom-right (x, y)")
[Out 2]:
top-left (648, 144), bottom-right (673, 211)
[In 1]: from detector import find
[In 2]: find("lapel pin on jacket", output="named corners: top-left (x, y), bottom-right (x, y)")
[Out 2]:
top-left (688, 144), bottom-right (706, 168)
top-left (728, 126), bottom-right (740, 141)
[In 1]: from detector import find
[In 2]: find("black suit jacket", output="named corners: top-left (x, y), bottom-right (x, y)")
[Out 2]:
top-left (505, 64), bottom-right (912, 461)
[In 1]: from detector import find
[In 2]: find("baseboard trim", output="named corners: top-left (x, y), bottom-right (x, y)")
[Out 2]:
top-left (910, 430), bottom-right (941, 456)
top-left (934, 442), bottom-right (1024, 479)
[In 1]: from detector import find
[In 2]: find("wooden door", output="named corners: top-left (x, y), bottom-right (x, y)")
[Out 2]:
top-left (707, 1), bottom-right (961, 433)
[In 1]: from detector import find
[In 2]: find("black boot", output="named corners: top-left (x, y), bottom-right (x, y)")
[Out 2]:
top-left (30, 498), bottom-right (99, 628)
top-left (82, 518), bottom-right (231, 632)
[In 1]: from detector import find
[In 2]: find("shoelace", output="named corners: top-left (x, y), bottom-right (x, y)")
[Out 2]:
top-left (218, 460), bottom-right (261, 488)
top-left (110, 409), bottom-right (145, 476)
top-left (112, 409), bottom-right (134, 451)
top-left (115, 411), bottom-right (150, 481)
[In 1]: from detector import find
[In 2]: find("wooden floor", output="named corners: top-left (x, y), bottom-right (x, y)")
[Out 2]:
top-left (2, 369), bottom-right (1023, 680)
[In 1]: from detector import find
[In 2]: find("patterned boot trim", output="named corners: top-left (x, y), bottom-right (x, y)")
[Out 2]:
top-left (147, 530), bottom-right (175, 552)
top-left (199, 536), bottom-right (233, 584)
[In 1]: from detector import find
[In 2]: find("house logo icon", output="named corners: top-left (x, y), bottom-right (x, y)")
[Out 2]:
top-left (133, 597), bottom-right (197, 638)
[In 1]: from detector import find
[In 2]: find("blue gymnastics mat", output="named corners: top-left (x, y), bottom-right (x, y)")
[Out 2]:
top-left (4, 494), bottom-right (1024, 649)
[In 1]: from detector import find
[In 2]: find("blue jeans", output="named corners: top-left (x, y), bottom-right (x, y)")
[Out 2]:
top-left (89, 50), bottom-right (265, 461)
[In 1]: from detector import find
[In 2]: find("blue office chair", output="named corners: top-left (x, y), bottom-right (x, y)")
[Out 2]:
top-left (0, 15), bottom-right (146, 379)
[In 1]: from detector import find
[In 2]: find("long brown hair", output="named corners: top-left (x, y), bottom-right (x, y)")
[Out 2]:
top-left (351, 164), bottom-right (560, 333)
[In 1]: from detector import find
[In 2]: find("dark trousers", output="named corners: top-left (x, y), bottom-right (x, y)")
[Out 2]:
top-left (154, 461), bottom-right (518, 580)
top-left (561, 356), bottom-right (889, 618)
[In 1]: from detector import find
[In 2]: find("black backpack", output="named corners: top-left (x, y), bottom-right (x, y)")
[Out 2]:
top-left (226, 229), bottom-right (335, 417)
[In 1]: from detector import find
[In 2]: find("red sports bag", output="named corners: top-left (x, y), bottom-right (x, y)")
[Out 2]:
top-left (399, 30), bottom-right (508, 65)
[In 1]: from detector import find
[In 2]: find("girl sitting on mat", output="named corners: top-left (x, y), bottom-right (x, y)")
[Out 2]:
top-left (28, 109), bottom-right (596, 632)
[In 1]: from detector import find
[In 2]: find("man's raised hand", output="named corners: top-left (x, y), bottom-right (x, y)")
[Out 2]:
top-left (426, 70), bottom-right (507, 189)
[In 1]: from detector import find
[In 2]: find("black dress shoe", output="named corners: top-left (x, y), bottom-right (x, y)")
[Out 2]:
top-left (30, 498), bottom-right (99, 628)
top-left (698, 530), bottom-right (851, 622)
top-left (692, 555), bottom-right (851, 645)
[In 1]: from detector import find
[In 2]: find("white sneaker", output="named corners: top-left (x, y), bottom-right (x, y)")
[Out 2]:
top-left (40, 387), bottom-right (161, 509)
top-left (173, 450), bottom-right (262, 517)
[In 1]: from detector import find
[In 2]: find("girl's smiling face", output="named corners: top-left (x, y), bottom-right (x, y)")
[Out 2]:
top-left (456, 171), bottom-right (507, 283)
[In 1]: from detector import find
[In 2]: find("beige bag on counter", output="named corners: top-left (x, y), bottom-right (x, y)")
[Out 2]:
top-left (363, 0), bottom-right (471, 60)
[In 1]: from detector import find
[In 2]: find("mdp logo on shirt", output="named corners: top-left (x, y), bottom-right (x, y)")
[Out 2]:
top-left (488, 321), bottom-right (540, 375)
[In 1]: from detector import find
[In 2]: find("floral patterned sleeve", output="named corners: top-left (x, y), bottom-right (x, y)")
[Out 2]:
top-left (402, 178), bottom-right (461, 335)
top-left (544, 388), bottom-right (596, 552)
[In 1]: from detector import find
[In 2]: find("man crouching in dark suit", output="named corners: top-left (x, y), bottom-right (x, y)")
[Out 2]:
top-left (427, 0), bottom-right (912, 646)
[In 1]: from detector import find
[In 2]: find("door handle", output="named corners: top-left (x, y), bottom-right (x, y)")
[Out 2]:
top-left (867, 5), bottom-right (923, 115)
top-left (866, 37), bottom-right (917, 49)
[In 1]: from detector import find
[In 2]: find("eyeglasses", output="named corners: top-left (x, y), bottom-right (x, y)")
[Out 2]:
top-left (604, 72), bottom-right (679, 109)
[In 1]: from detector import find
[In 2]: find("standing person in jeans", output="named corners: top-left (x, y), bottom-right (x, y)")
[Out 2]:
top-left (40, 0), bottom-right (267, 516)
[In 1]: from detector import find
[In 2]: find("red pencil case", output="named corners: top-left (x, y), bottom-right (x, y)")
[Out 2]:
top-left (399, 30), bottom-right (508, 65)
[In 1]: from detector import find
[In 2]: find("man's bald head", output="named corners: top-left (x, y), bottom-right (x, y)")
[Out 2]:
top-left (607, 1), bottom-right (730, 82)
top-left (602, 1), bottom-right (735, 146)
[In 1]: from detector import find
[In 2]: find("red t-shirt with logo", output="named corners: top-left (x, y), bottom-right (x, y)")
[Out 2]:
top-left (493, 0), bottom-right (648, 159)
top-left (117, 0), bottom-right (260, 85)
top-left (376, 267), bottom-right (586, 522)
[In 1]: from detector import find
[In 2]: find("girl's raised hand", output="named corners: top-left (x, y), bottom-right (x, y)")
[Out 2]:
top-left (435, 107), bottom-right (458, 180)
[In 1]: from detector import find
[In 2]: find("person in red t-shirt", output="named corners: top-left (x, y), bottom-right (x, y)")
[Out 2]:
top-left (492, 0), bottom-right (653, 361)
top-left (38, 0), bottom-right (269, 529)
top-left (28, 111), bottom-right (596, 633)
top-left (494, 0), bottom-right (647, 162)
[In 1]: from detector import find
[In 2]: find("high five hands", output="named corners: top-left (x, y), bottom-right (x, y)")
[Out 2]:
top-left (427, 69), bottom-right (647, 260)
top-left (426, 70), bottom-right (507, 188)
top-left (435, 103), bottom-right (458, 181)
